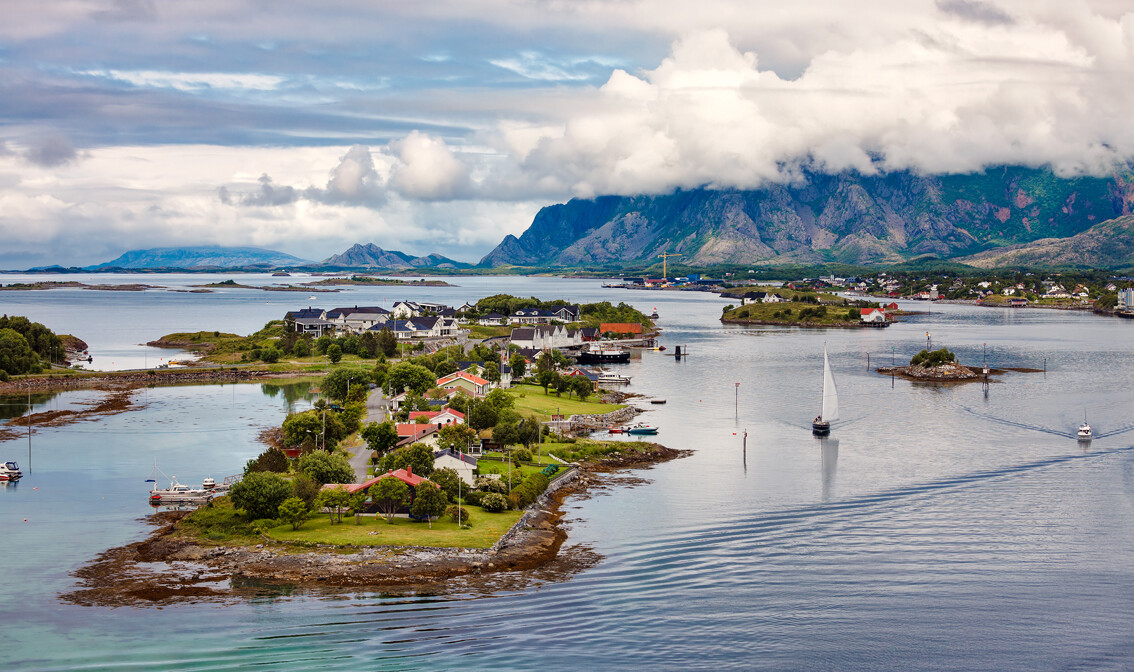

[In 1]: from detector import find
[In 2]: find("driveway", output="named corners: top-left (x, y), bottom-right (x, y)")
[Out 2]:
top-left (348, 387), bottom-right (387, 483)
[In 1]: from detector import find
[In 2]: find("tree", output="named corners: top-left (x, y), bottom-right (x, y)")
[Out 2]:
top-left (349, 491), bottom-right (368, 524)
top-left (536, 350), bottom-right (555, 374)
top-left (316, 334), bottom-right (332, 355)
top-left (291, 473), bottom-right (321, 508)
top-left (361, 420), bottom-right (399, 454)
top-left (553, 373), bottom-right (572, 397)
top-left (314, 487), bottom-right (351, 524)
top-left (292, 337), bottom-right (311, 358)
top-left (484, 388), bottom-right (514, 412)
top-left (484, 361), bottom-right (501, 384)
top-left (387, 362), bottom-right (437, 396)
top-left (282, 409), bottom-right (346, 450)
top-left (377, 443), bottom-right (435, 477)
top-left (434, 360), bottom-right (458, 377)
top-left (297, 450), bottom-right (354, 485)
top-left (429, 467), bottom-right (463, 502)
top-left (229, 471), bottom-right (293, 519)
top-left (358, 331), bottom-right (379, 358)
top-left (327, 344), bottom-right (343, 364)
top-left (322, 367), bottom-right (369, 402)
top-left (493, 420), bottom-right (520, 449)
top-left (509, 353), bottom-right (527, 379)
top-left (371, 477), bottom-right (410, 522)
top-left (572, 375), bottom-right (593, 402)
top-left (244, 447), bottom-right (289, 475)
top-left (438, 423), bottom-right (478, 451)
top-left (375, 327), bottom-right (398, 357)
top-left (410, 482), bottom-right (447, 527)
top-left (537, 370), bottom-right (556, 394)
top-left (278, 496), bottom-right (310, 530)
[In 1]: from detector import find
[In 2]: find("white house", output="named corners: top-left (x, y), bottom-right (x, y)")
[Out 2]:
top-left (860, 308), bottom-right (887, 323)
top-left (478, 312), bottom-right (508, 326)
top-left (408, 408), bottom-right (466, 425)
top-left (509, 324), bottom-right (583, 350)
top-left (432, 448), bottom-right (478, 485)
top-left (436, 371), bottom-right (490, 397)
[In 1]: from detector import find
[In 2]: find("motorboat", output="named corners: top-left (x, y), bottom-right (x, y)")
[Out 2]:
top-left (812, 349), bottom-right (839, 436)
top-left (625, 424), bottom-right (659, 435)
top-left (0, 460), bottom-right (22, 480)
top-left (148, 477), bottom-right (214, 505)
top-left (576, 344), bottom-right (631, 364)
top-left (1078, 422), bottom-right (1092, 440)
top-left (598, 371), bottom-right (632, 384)
top-left (607, 427), bottom-right (625, 434)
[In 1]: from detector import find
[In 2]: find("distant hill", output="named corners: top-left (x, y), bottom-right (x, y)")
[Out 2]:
top-left (323, 243), bottom-right (470, 269)
top-left (89, 246), bottom-right (311, 270)
top-left (479, 166), bottom-right (1134, 267)
top-left (959, 215), bottom-right (1134, 269)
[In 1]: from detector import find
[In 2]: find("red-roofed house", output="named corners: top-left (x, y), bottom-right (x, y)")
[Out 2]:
top-left (860, 308), bottom-right (887, 323)
top-left (321, 466), bottom-right (439, 512)
top-left (396, 422), bottom-right (442, 447)
top-left (408, 408), bottom-right (466, 425)
top-left (436, 371), bottom-right (489, 397)
top-left (885, 302), bottom-right (899, 311)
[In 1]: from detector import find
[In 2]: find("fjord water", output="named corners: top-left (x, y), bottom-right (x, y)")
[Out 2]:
top-left (3, 275), bottom-right (1134, 670)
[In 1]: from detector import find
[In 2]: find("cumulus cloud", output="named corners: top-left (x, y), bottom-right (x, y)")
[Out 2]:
top-left (319, 145), bottom-right (386, 205)
top-left (387, 132), bottom-right (472, 200)
top-left (492, 24), bottom-right (1134, 197)
top-left (218, 174), bottom-right (298, 206)
top-left (936, 0), bottom-right (1014, 26)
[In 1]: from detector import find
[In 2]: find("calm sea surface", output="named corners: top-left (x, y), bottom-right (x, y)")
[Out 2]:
top-left (3, 274), bottom-right (1134, 670)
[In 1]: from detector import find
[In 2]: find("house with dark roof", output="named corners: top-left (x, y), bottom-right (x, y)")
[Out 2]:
top-left (478, 312), bottom-right (508, 326)
top-left (432, 448), bottom-right (478, 485)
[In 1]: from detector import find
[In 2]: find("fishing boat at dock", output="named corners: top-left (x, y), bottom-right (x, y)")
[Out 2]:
top-left (576, 344), bottom-right (631, 364)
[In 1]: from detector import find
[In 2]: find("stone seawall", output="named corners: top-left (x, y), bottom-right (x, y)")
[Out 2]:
top-left (492, 466), bottom-right (580, 552)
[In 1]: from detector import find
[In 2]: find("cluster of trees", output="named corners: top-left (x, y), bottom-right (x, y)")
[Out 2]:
top-left (0, 315), bottom-right (64, 376)
top-left (910, 348), bottom-right (956, 367)
top-left (249, 327), bottom-right (399, 364)
top-left (466, 295), bottom-right (652, 328)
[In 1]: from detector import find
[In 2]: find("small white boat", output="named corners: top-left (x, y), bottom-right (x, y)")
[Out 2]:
top-left (598, 371), bottom-right (632, 384)
top-left (1078, 422), bottom-right (1092, 440)
top-left (149, 477), bottom-right (213, 505)
top-left (0, 460), bottom-right (22, 480)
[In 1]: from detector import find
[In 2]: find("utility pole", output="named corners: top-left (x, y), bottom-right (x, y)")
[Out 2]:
top-left (734, 382), bottom-right (739, 417)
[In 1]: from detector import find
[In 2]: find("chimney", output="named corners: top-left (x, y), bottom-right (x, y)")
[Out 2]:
top-left (407, 465), bottom-right (413, 476)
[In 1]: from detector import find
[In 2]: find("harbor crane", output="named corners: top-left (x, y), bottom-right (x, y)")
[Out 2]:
top-left (657, 251), bottom-right (682, 279)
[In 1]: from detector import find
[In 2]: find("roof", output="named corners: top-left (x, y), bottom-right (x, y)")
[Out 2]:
top-left (409, 408), bottom-right (466, 421)
top-left (326, 306), bottom-right (388, 318)
top-left (510, 327), bottom-right (535, 341)
top-left (481, 312), bottom-right (506, 319)
top-left (294, 317), bottom-right (334, 326)
top-left (433, 447), bottom-right (478, 466)
top-left (861, 308), bottom-right (884, 315)
top-left (396, 422), bottom-right (441, 438)
top-left (437, 371), bottom-right (489, 386)
top-left (286, 307), bottom-right (324, 320)
top-left (600, 322), bottom-right (643, 334)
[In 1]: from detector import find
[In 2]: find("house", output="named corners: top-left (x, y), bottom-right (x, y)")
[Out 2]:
top-left (478, 312), bottom-right (508, 326)
top-left (408, 408), bottom-right (466, 425)
top-left (550, 305), bottom-right (581, 322)
top-left (319, 466), bottom-right (437, 509)
top-left (510, 308), bottom-right (556, 324)
top-left (599, 322), bottom-right (643, 336)
top-left (564, 367), bottom-right (600, 382)
top-left (510, 324), bottom-right (583, 350)
top-left (396, 422), bottom-right (442, 448)
top-left (860, 308), bottom-right (887, 323)
top-left (436, 371), bottom-right (489, 397)
top-left (284, 308), bottom-right (335, 335)
top-left (885, 302), bottom-right (899, 311)
top-left (1008, 298), bottom-right (1029, 307)
top-left (579, 327), bottom-right (600, 341)
top-left (432, 448), bottom-right (478, 485)
top-left (741, 291), bottom-right (767, 305)
top-left (1002, 288), bottom-right (1016, 296)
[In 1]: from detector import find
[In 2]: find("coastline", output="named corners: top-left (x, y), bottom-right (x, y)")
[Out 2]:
top-left (62, 443), bottom-right (689, 607)
top-left (0, 367), bottom-right (308, 395)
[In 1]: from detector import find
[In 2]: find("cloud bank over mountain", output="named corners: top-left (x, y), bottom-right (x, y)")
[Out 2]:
top-left (1, 1), bottom-right (1132, 266)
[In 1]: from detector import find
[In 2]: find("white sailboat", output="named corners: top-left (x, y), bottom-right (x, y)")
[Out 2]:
top-left (812, 349), bottom-right (839, 435)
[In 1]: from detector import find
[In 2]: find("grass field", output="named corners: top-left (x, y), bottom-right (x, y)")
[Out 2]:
top-left (466, 324), bottom-right (512, 339)
top-left (265, 507), bottom-right (523, 548)
top-left (506, 383), bottom-right (623, 420)
top-left (722, 300), bottom-right (861, 326)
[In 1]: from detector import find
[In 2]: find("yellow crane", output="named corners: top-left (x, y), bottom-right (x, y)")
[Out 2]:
top-left (657, 251), bottom-right (682, 279)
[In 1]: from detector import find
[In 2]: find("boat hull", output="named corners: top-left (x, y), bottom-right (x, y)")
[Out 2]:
top-left (577, 351), bottom-right (631, 364)
top-left (812, 421), bottom-right (831, 436)
top-left (627, 427), bottom-right (658, 435)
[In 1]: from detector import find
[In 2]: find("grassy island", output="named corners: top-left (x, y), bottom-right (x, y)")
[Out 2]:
top-left (304, 275), bottom-right (453, 287)
top-left (720, 286), bottom-right (877, 327)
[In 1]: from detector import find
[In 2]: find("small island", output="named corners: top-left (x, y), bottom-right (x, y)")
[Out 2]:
top-left (720, 285), bottom-right (892, 328)
top-left (875, 347), bottom-right (1041, 383)
top-left (304, 275), bottom-right (454, 287)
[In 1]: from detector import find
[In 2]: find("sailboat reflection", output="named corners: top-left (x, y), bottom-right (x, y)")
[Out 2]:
top-left (818, 436), bottom-right (839, 501)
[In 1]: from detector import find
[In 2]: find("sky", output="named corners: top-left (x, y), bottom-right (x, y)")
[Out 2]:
top-left (1, 0), bottom-right (1133, 268)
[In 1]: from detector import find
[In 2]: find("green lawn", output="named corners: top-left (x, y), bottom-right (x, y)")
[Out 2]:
top-left (265, 506), bottom-right (523, 548)
top-left (506, 384), bottom-right (624, 420)
top-left (466, 324), bottom-right (512, 339)
top-left (722, 300), bottom-right (861, 326)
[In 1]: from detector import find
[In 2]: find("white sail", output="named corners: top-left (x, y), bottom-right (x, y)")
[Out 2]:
top-left (821, 350), bottom-right (839, 422)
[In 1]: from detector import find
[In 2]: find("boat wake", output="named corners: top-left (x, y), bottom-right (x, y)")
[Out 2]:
top-left (955, 405), bottom-right (1134, 440)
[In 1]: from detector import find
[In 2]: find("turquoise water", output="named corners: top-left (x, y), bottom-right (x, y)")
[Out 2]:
top-left (3, 276), bottom-right (1134, 669)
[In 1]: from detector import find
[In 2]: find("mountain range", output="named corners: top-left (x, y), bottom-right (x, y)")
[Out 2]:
top-left (322, 243), bottom-right (469, 269)
top-left (90, 246), bottom-right (311, 269)
top-left (480, 167), bottom-right (1134, 268)
top-left (959, 215), bottom-right (1134, 269)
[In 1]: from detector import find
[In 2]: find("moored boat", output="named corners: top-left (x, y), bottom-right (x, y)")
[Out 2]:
top-left (576, 344), bottom-right (631, 364)
top-left (0, 460), bottom-right (22, 481)
top-left (598, 371), bottom-right (632, 384)
top-left (626, 423), bottom-right (659, 435)
top-left (149, 477), bottom-right (213, 505)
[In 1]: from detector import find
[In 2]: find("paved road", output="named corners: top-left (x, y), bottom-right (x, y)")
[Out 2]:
top-left (348, 388), bottom-right (388, 483)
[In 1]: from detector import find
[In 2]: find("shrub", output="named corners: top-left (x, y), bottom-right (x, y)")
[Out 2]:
top-left (513, 448), bottom-right (533, 462)
top-left (296, 450), bottom-right (354, 485)
top-left (910, 348), bottom-right (956, 367)
top-left (291, 473), bottom-right (321, 508)
top-left (446, 504), bottom-right (470, 526)
top-left (463, 490), bottom-right (484, 506)
top-left (480, 492), bottom-right (508, 513)
top-left (229, 471), bottom-right (292, 519)
top-left (278, 496), bottom-right (310, 531)
top-left (244, 447), bottom-right (289, 475)
top-left (260, 347), bottom-right (280, 363)
top-left (507, 472), bottom-right (550, 509)
top-left (477, 477), bottom-right (509, 494)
